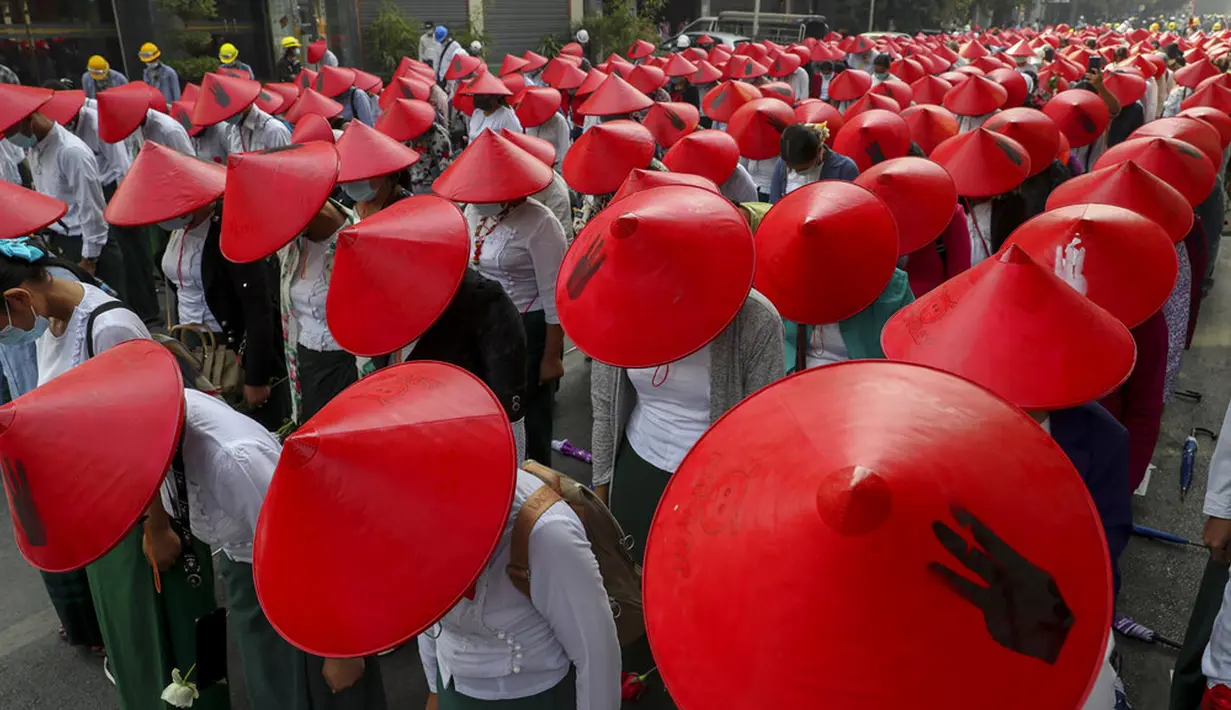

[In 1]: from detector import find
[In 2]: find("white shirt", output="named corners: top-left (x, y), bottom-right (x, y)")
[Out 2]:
top-left (787, 67), bottom-right (809, 101)
top-left (1203, 395), bottom-right (1231, 518)
top-left (966, 200), bottom-right (993, 266)
top-left (288, 235), bottom-right (342, 351)
top-left (36, 282), bottom-right (150, 385)
top-left (817, 73), bottom-right (833, 100)
top-left (532, 171), bottom-right (574, 243)
top-left (163, 218), bottom-right (223, 331)
top-left (73, 102), bottom-right (131, 185)
top-left (319, 49), bottom-right (339, 68)
top-left (465, 199), bottom-right (567, 324)
top-left (238, 105), bottom-right (291, 152)
top-left (29, 123), bottom-right (110, 258)
top-left (785, 163), bottom-right (822, 195)
top-left (136, 108), bottom-right (195, 156)
top-left (626, 345), bottom-right (713, 472)
top-left (419, 33), bottom-right (440, 66)
top-left (846, 54), bottom-right (873, 72)
top-left (957, 111), bottom-right (997, 133)
top-left (805, 323), bottom-right (849, 368)
top-left (1144, 76), bottom-right (1160, 123)
top-left (1163, 85), bottom-right (1191, 118)
top-left (0, 138), bottom-right (22, 185)
top-left (193, 121), bottom-right (241, 166)
top-left (159, 390), bottom-right (278, 564)
top-left (525, 112), bottom-right (571, 173)
top-left (740, 157), bottom-right (776, 194)
top-left (418, 468), bottom-right (620, 710)
top-left (469, 105), bottom-right (523, 141)
top-left (719, 163), bottom-right (759, 203)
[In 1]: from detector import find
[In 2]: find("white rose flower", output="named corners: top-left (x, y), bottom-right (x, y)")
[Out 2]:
top-left (160, 666), bottom-right (200, 708)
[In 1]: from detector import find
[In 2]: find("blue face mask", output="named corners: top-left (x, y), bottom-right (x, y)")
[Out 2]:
top-left (0, 299), bottom-right (49, 346)
top-left (341, 179), bottom-right (378, 203)
top-left (158, 215), bottom-right (193, 231)
top-left (224, 111), bottom-right (245, 126)
top-left (7, 131), bottom-right (36, 149)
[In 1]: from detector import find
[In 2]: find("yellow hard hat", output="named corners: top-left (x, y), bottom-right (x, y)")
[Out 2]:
top-left (1150, 22), bottom-right (1160, 31)
top-left (139, 42), bottom-right (160, 63)
top-left (87, 55), bottom-right (109, 79)
top-left (281, 36), bottom-right (302, 50)
top-left (1216, 22), bottom-right (1224, 31)
top-left (219, 43), bottom-right (239, 63)
top-left (1168, 21), bottom-right (1177, 30)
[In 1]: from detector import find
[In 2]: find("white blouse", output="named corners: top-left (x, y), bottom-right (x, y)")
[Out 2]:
top-left (36, 283), bottom-right (150, 385)
top-left (525, 112), bottom-right (572, 172)
top-left (468, 105), bottom-right (523, 141)
top-left (163, 219), bottom-right (223, 332)
top-left (192, 121), bottom-right (241, 166)
top-left (740, 157), bottom-right (777, 194)
top-left (966, 200), bottom-right (994, 267)
top-left (625, 345), bottom-right (713, 473)
top-left (159, 390), bottom-right (278, 563)
top-left (532, 172), bottom-right (574, 243)
top-left (288, 235), bottom-right (342, 351)
top-left (419, 468), bottom-right (620, 710)
top-left (465, 199), bottom-right (567, 324)
top-left (805, 323), bottom-right (849, 368)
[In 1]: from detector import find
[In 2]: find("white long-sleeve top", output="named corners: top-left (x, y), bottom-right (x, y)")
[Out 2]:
top-left (29, 123), bottom-right (109, 258)
top-left (1162, 85), bottom-right (1192, 118)
top-left (418, 468), bottom-right (620, 710)
top-left (1144, 76), bottom-right (1160, 122)
top-left (525, 112), bottom-right (572, 172)
top-left (0, 139), bottom-right (22, 185)
top-left (193, 121), bottom-right (241, 165)
top-left (1204, 398), bottom-right (1231, 517)
top-left (238, 105), bottom-right (291, 153)
top-left (465, 198), bottom-right (566, 324)
top-left (532, 171), bottom-right (574, 243)
top-left (73, 101), bottom-right (132, 185)
top-left (159, 389), bottom-right (278, 564)
top-left (135, 108), bottom-right (195, 157)
top-left (739, 156), bottom-right (776, 195)
top-left (469, 105), bottom-right (523, 141)
top-left (786, 67), bottom-right (809, 101)
top-left (719, 163), bottom-right (759, 203)
top-left (37, 283), bottom-right (150, 384)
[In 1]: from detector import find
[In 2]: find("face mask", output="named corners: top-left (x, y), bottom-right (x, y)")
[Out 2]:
top-left (158, 215), bottom-right (193, 231)
top-left (472, 202), bottom-right (505, 217)
top-left (874, 71), bottom-right (888, 79)
top-left (148, 61), bottom-right (160, 69)
top-left (224, 111), bottom-right (244, 126)
top-left (293, 48), bottom-right (301, 57)
top-left (0, 300), bottom-right (49, 345)
top-left (7, 131), bottom-right (36, 149)
top-left (341, 179), bottom-right (378, 203)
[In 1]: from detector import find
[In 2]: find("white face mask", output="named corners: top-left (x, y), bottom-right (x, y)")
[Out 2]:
top-left (293, 48), bottom-right (301, 57)
top-left (158, 214), bottom-right (193, 232)
top-left (7, 131), bottom-right (36, 149)
top-left (472, 202), bottom-right (505, 217)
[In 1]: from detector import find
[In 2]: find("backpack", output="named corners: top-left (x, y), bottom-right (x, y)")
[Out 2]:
top-left (86, 302), bottom-right (224, 397)
top-left (508, 460), bottom-right (645, 647)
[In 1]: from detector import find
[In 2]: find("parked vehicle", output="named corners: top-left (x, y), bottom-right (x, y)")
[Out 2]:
top-left (668, 12), bottom-right (829, 47)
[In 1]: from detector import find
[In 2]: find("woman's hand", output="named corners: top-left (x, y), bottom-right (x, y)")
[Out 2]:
top-left (539, 355), bottom-right (565, 385)
top-left (322, 657), bottom-right (366, 693)
top-left (243, 384), bottom-right (271, 408)
top-left (143, 525), bottom-right (182, 571)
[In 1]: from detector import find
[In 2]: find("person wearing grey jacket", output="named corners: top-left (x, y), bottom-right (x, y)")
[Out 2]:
top-left (590, 289), bottom-right (786, 563)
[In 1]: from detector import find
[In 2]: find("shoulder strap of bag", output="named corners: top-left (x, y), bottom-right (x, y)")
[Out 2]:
top-left (170, 444), bottom-right (204, 588)
top-left (85, 300), bottom-right (128, 358)
top-left (507, 462), bottom-right (565, 597)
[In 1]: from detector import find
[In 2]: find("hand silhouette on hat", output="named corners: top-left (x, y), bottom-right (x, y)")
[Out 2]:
top-left (3, 456), bottom-right (46, 547)
top-left (929, 504), bottom-right (1075, 664)
top-left (565, 236), bottom-right (607, 300)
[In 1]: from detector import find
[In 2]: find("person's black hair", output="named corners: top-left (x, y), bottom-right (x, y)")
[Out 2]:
top-left (1043, 47), bottom-right (1056, 62)
top-left (781, 124), bottom-right (822, 166)
top-left (1073, 79), bottom-right (1098, 95)
top-left (1164, 43), bottom-right (1184, 60)
top-left (1114, 47), bottom-right (1128, 61)
top-left (908, 142), bottom-right (926, 158)
top-left (1084, 39), bottom-right (1096, 49)
top-left (41, 78), bottom-right (72, 90)
top-left (0, 238), bottom-right (101, 293)
top-left (873, 53), bottom-right (891, 71)
top-left (818, 60), bottom-right (834, 73)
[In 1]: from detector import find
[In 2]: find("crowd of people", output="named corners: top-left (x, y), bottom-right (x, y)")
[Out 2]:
top-left (5, 13), bottom-right (1231, 710)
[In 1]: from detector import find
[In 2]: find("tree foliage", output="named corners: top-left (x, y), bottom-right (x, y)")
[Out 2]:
top-left (569, 0), bottom-right (667, 61)
top-left (365, 1), bottom-right (422, 73)
top-left (153, 0), bottom-right (217, 21)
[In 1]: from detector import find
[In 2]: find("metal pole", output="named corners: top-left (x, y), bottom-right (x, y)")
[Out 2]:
top-left (108, 0), bottom-right (131, 79)
top-left (752, 0), bottom-right (761, 38)
top-left (867, 0), bottom-right (876, 33)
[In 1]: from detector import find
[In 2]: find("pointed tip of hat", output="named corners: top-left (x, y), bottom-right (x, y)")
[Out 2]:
top-left (282, 431), bottom-right (320, 469)
top-left (611, 214), bottom-right (639, 239)
top-left (0, 406), bottom-right (14, 435)
top-left (998, 243), bottom-right (1031, 264)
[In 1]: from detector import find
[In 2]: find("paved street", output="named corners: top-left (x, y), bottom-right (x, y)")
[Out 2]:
top-left (3, 247), bottom-right (1231, 708)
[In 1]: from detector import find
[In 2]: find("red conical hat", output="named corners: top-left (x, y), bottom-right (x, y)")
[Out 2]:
top-left (0, 181), bottom-right (67, 240)
top-left (452, 90), bottom-right (475, 117)
top-left (690, 60), bottom-right (724, 84)
top-left (255, 361), bottom-right (515, 657)
top-left (1132, 116), bottom-right (1223, 167)
top-left (521, 50), bottom-right (549, 72)
top-left (459, 70), bottom-right (513, 97)
top-left (444, 54), bottom-right (482, 81)
top-left (854, 157), bottom-right (958, 254)
top-left (0, 340), bottom-right (178, 575)
top-left (577, 73), bottom-right (654, 116)
top-left (559, 42), bottom-right (584, 57)
top-left (753, 180), bottom-right (898, 324)
top-left (883, 245), bottom-right (1135, 409)
top-left (959, 39), bottom-right (990, 58)
top-left (726, 57), bottom-right (769, 80)
top-left (254, 85), bottom-right (291, 115)
top-left (189, 72), bottom-right (261, 127)
top-left (629, 65), bottom-right (668, 94)
top-left (39, 90), bottom-right (85, 125)
top-left (352, 69), bottom-right (383, 94)
top-left (97, 82), bottom-right (154, 143)
top-left (628, 39), bottom-right (656, 60)
top-left (562, 120), bottom-right (657, 195)
top-left (1180, 106), bottom-right (1231, 148)
top-left (662, 129), bottom-right (740, 185)
top-left (290, 113), bottom-right (335, 144)
top-left (869, 78), bottom-right (914, 109)
top-left (556, 185), bottom-right (754, 368)
top-left (1102, 68), bottom-right (1148, 106)
top-left (1175, 57), bottom-right (1221, 87)
top-left (336, 119), bottom-right (421, 183)
top-left (901, 104), bottom-right (958, 155)
top-left (1182, 82), bottom-right (1231, 114)
top-left (285, 88), bottom-right (344, 123)
top-left (313, 65), bottom-right (356, 99)
top-left (987, 67), bottom-right (1029, 108)
top-left (663, 53), bottom-right (699, 78)
top-left (643, 101), bottom-right (700, 148)
top-left (843, 92), bottom-right (900, 120)
top-left (1046, 161), bottom-right (1192, 244)
top-left (890, 57), bottom-right (926, 83)
top-left (1093, 136), bottom-right (1216, 207)
top-left (375, 98), bottom-right (435, 142)
top-left (514, 87), bottom-right (562, 128)
top-left (833, 109), bottom-right (912, 172)
top-left (501, 71), bottom-right (526, 96)
top-left (497, 128), bottom-right (555, 167)
top-left (1002, 204), bottom-right (1179, 328)
top-left (769, 52), bottom-right (802, 78)
top-left (728, 98), bottom-right (796, 160)
top-left (611, 169), bottom-right (721, 204)
top-left (220, 142), bottom-right (340, 263)
top-left (433, 129), bottom-right (553, 203)
top-left (105, 141), bottom-right (224, 226)
top-left (295, 68), bottom-right (318, 92)
top-left (643, 360), bottom-right (1113, 710)
top-left (794, 100), bottom-right (844, 143)
top-left (983, 108), bottom-right (1061, 177)
top-left (169, 99), bottom-right (204, 137)
top-left (379, 76), bottom-right (432, 111)
top-left (499, 54), bottom-right (529, 77)
top-left (1043, 89), bottom-right (1111, 148)
top-left (760, 81), bottom-right (796, 104)
top-left (701, 80), bottom-right (761, 122)
top-left (1006, 38), bottom-right (1036, 56)
top-left (911, 75), bottom-right (953, 105)
top-left (930, 128), bottom-right (1031, 198)
top-left (828, 69), bottom-right (872, 101)
top-left (576, 68), bottom-right (609, 96)
top-left (0, 84), bottom-right (52, 133)
top-left (327, 196), bottom-right (469, 356)
top-left (542, 57), bottom-right (588, 90)
top-left (306, 39), bottom-right (327, 64)
top-left (943, 75), bottom-right (1008, 117)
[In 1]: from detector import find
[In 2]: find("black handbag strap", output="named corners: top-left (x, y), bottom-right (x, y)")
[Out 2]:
top-left (84, 300), bottom-right (129, 358)
top-left (170, 444), bottom-right (204, 588)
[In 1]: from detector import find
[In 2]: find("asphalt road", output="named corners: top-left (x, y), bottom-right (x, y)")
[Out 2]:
top-left (2, 246), bottom-right (1230, 709)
